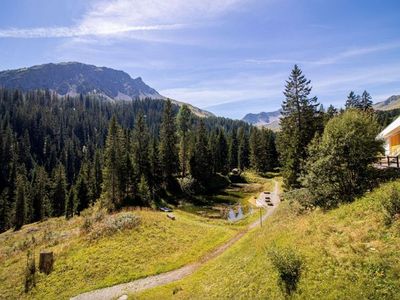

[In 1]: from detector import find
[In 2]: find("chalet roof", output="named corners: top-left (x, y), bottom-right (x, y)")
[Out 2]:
top-left (378, 115), bottom-right (400, 139)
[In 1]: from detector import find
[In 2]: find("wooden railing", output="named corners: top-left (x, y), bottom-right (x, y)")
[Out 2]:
top-left (376, 156), bottom-right (400, 168)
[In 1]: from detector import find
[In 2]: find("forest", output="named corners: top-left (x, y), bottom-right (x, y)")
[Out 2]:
top-left (0, 89), bottom-right (278, 232)
top-left (0, 64), bottom-right (394, 233)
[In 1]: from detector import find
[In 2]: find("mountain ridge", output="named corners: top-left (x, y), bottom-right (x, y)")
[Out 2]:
top-left (373, 95), bottom-right (400, 111)
top-left (0, 62), bottom-right (214, 117)
top-left (242, 109), bottom-right (282, 130)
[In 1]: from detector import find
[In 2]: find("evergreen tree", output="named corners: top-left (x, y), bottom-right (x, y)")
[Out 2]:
top-left (137, 174), bottom-right (151, 206)
top-left (345, 91), bottom-right (361, 109)
top-left (51, 164), bottom-right (67, 217)
top-left (228, 132), bottom-right (238, 170)
top-left (0, 189), bottom-right (11, 232)
top-left (237, 127), bottom-right (250, 171)
top-left (149, 138), bottom-right (162, 201)
top-left (249, 127), bottom-right (260, 170)
top-left (159, 100), bottom-right (178, 188)
top-left (65, 188), bottom-right (75, 219)
top-left (93, 149), bottom-right (103, 200)
top-left (278, 65), bottom-right (320, 188)
top-left (190, 120), bottom-right (212, 184)
top-left (31, 166), bottom-right (51, 222)
top-left (13, 170), bottom-right (28, 230)
top-left (102, 116), bottom-right (125, 210)
top-left (325, 104), bottom-right (338, 123)
top-left (360, 90), bottom-right (373, 111)
top-left (74, 169), bottom-right (89, 214)
top-left (132, 111), bottom-right (150, 180)
top-left (177, 105), bottom-right (192, 177)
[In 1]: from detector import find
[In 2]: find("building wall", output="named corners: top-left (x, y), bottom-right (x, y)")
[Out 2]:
top-left (390, 132), bottom-right (400, 155)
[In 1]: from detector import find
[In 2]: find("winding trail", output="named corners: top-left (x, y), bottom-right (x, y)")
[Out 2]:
top-left (71, 180), bottom-right (280, 300)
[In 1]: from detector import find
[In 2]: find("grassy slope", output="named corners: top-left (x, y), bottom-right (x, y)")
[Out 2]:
top-left (134, 180), bottom-right (400, 300)
top-left (0, 210), bottom-right (239, 300)
top-left (0, 173), bottom-right (274, 300)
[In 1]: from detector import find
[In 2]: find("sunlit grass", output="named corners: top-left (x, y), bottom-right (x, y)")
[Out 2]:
top-left (0, 209), bottom-right (238, 299)
top-left (133, 180), bottom-right (400, 300)
top-left (0, 172), bottom-right (279, 300)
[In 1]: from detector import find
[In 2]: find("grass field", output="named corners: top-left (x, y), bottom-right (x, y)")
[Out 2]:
top-left (0, 209), bottom-right (241, 300)
top-left (133, 179), bottom-right (400, 300)
top-left (0, 172), bottom-right (275, 300)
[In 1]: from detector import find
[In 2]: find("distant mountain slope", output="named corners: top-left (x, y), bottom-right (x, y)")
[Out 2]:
top-left (0, 62), bottom-right (213, 117)
top-left (373, 95), bottom-right (400, 111)
top-left (242, 109), bottom-right (281, 130)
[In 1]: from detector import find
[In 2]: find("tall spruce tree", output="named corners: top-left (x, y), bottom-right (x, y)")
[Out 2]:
top-left (13, 170), bottom-right (28, 230)
top-left (360, 90), bottom-right (373, 111)
top-left (65, 188), bottom-right (75, 219)
top-left (159, 100), bottom-right (178, 188)
top-left (237, 127), bottom-right (250, 171)
top-left (102, 116), bottom-right (125, 210)
top-left (190, 120), bottom-right (212, 184)
top-left (31, 165), bottom-right (51, 221)
top-left (93, 150), bottom-right (103, 200)
top-left (278, 65), bottom-right (320, 189)
top-left (345, 91), bottom-right (361, 109)
top-left (228, 132), bottom-right (238, 170)
top-left (51, 163), bottom-right (67, 217)
top-left (177, 105), bottom-right (191, 177)
top-left (132, 111), bottom-right (150, 180)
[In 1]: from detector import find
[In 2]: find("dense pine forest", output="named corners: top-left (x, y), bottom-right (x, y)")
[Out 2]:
top-left (0, 89), bottom-right (279, 232)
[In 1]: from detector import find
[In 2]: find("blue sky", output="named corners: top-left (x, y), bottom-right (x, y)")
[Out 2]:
top-left (0, 0), bottom-right (399, 119)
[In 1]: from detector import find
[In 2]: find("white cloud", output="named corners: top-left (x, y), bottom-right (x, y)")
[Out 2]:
top-left (160, 72), bottom-right (286, 108)
top-left (245, 42), bottom-right (400, 66)
top-left (0, 0), bottom-right (245, 39)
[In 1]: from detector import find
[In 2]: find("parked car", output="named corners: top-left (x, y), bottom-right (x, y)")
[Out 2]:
top-left (160, 207), bottom-right (173, 212)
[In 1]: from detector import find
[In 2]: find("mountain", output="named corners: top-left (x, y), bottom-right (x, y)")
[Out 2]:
top-left (0, 62), bottom-right (213, 117)
top-left (373, 95), bottom-right (400, 111)
top-left (242, 109), bottom-right (282, 130)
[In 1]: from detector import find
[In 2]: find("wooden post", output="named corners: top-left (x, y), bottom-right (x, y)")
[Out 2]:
top-left (387, 156), bottom-right (390, 167)
top-left (39, 251), bottom-right (54, 274)
top-left (397, 156), bottom-right (399, 168)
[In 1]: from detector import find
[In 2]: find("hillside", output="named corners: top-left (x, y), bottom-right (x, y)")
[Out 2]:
top-left (0, 62), bottom-right (213, 117)
top-left (373, 95), bottom-right (400, 111)
top-left (0, 173), bottom-right (274, 299)
top-left (134, 180), bottom-right (400, 299)
top-left (242, 109), bottom-right (281, 130)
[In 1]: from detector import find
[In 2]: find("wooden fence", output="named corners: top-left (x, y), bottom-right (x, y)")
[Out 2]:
top-left (376, 156), bottom-right (400, 168)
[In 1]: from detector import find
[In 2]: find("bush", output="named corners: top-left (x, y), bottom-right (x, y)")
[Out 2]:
top-left (283, 188), bottom-right (315, 215)
top-left (382, 186), bottom-right (400, 225)
top-left (80, 203), bottom-right (107, 233)
top-left (178, 175), bottom-right (198, 196)
top-left (269, 247), bottom-right (303, 296)
top-left (303, 110), bottom-right (384, 209)
top-left (86, 212), bottom-right (141, 241)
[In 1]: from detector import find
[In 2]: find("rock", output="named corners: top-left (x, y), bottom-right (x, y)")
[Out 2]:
top-left (39, 251), bottom-right (54, 274)
top-left (167, 213), bottom-right (176, 220)
top-left (117, 295), bottom-right (128, 300)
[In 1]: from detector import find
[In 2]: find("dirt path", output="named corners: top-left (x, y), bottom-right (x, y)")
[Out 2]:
top-left (71, 180), bottom-right (280, 300)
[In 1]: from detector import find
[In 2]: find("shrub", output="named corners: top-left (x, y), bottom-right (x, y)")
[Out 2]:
top-left (283, 188), bottom-right (315, 215)
top-left (86, 212), bottom-right (141, 241)
top-left (80, 203), bottom-right (107, 234)
top-left (269, 247), bottom-right (303, 296)
top-left (24, 250), bottom-right (36, 293)
top-left (303, 110), bottom-right (384, 209)
top-left (382, 186), bottom-right (400, 225)
top-left (179, 175), bottom-right (197, 196)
